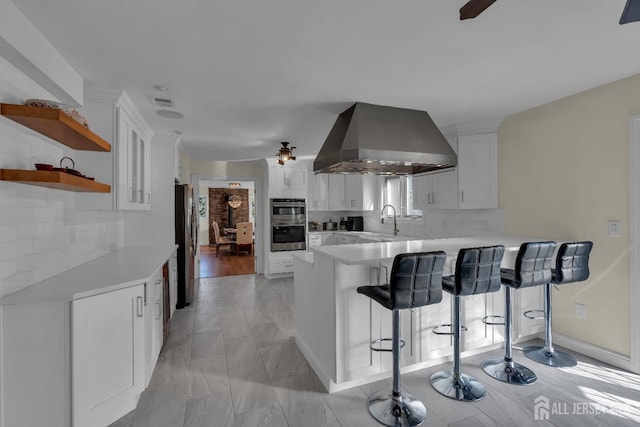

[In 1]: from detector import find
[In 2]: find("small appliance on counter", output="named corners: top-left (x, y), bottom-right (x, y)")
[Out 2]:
top-left (308, 221), bottom-right (322, 232)
top-left (339, 217), bottom-right (348, 230)
top-left (323, 219), bottom-right (337, 231)
top-left (347, 216), bottom-right (364, 231)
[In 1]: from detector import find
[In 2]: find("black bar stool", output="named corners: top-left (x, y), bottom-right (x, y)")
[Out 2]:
top-left (523, 241), bottom-right (593, 367)
top-left (357, 251), bottom-right (446, 427)
top-left (431, 245), bottom-right (505, 402)
top-left (481, 241), bottom-right (557, 385)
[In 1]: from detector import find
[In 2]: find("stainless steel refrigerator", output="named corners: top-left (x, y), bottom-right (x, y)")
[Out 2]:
top-left (175, 183), bottom-right (197, 308)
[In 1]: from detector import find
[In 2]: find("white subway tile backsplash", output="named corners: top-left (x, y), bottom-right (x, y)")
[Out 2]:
top-left (0, 69), bottom-right (125, 298)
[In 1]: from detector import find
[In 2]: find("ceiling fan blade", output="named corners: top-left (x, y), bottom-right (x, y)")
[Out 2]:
top-left (620, 0), bottom-right (640, 24)
top-left (460, 0), bottom-right (497, 20)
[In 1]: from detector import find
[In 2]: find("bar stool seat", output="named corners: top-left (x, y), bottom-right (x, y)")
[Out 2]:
top-left (357, 251), bottom-right (446, 427)
top-left (523, 241), bottom-right (593, 367)
top-left (481, 241), bottom-right (557, 385)
top-left (430, 245), bottom-right (505, 402)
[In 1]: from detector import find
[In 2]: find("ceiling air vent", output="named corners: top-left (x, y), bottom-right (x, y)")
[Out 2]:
top-left (150, 96), bottom-right (176, 108)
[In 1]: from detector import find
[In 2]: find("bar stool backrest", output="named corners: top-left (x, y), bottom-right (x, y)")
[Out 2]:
top-left (390, 251), bottom-right (446, 310)
top-left (513, 241), bottom-right (557, 288)
top-left (553, 241), bottom-right (593, 284)
top-left (453, 245), bottom-right (505, 296)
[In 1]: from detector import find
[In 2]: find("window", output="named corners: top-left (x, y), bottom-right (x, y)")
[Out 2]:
top-left (382, 176), bottom-right (423, 220)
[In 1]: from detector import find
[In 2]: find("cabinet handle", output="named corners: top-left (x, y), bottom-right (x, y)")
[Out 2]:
top-left (155, 279), bottom-right (162, 285)
top-left (461, 190), bottom-right (464, 204)
top-left (432, 192), bottom-right (436, 205)
top-left (144, 283), bottom-right (147, 306)
top-left (427, 193), bottom-right (431, 205)
top-left (136, 296), bottom-right (143, 317)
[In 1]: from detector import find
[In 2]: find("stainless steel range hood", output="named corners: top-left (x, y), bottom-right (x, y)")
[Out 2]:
top-left (313, 102), bottom-right (457, 175)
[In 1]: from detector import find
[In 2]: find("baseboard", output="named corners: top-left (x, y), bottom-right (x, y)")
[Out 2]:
top-left (550, 332), bottom-right (636, 373)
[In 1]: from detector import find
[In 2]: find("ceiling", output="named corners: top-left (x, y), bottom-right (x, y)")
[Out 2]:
top-left (13, 0), bottom-right (640, 162)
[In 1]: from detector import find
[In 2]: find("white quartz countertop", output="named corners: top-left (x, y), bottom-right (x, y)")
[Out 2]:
top-left (1, 245), bottom-right (178, 305)
top-left (309, 234), bottom-right (556, 265)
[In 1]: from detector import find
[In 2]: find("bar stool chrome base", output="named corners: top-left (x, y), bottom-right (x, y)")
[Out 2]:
top-left (430, 371), bottom-right (486, 401)
top-left (367, 390), bottom-right (427, 427)
top-left (481, 359), bottom-right (537, 385)
top-left (523, 346), bottom-right (577, 368)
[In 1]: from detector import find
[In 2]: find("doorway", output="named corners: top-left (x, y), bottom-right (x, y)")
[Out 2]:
top-left (197, 179), bottom-right (257, 278)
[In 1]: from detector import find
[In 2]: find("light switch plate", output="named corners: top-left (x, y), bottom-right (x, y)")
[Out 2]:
top-left (608, 220), bottom-right (621, 237)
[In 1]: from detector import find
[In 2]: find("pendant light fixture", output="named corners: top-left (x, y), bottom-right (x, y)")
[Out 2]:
top-left (276, 141), bottom-right (296, 165)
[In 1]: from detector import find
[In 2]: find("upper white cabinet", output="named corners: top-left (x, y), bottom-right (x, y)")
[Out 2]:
top-left (75, 89), bottom-right (154, 210)
top-left (307, 171), bottom-right (329, 211)
top-left (413, 132), bottom-right (498, 210)
top-left (268, 162), bottom-right (307, 198)
top-left (413, 170), bottom-right (458, 210)
top-left (322, 174), bottom-right (378, 211)
top-left (457, 133), bottom-right (498, 209)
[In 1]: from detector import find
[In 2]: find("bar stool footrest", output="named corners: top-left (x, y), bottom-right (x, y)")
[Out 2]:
top-left (523, 309), bottom-right (545, 320)
top-left (432, 323), bottom-right (468, 336)
top-left (482, 315), bottom-right (505, 326)
top-left (370, 338), bottom-right (405, 352)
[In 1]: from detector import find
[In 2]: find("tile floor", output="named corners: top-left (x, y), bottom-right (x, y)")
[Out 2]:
top-left (110, 274), bottom-right (640, 427)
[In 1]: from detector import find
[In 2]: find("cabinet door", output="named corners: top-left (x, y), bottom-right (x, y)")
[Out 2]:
top-left (412, 174), bottom-right (433, 210)
top-left (328, 174), bottom-right (346, 210)
top-left (361, 175), bottom-right (378, 211)
top-left (322, 233), bottom-right (338, 245)
top-left (432, 170), bottom-right (458, 209)
top-left (344, 175), bottom-right (363, 210)
top-left (169, 253), bottom-right (178, 318)
top-left (286, 168), bottom-right (307, 191)
top-left (513, 286), bottom-right (544, 339)
top-left (420, 293), bottom-right (453, 361)
top-left (461, 294), bottom-right (494, 350)
top-left (72, 284), bottom-right (145, 427)
top-left (145, 269), bottom-right (164, 385)
top-left (308, 173), bottom-right (328, 211)
top-left (142, 138), bottom-right (152, 205)
top-left (457, 133), bottom-right (498, 209)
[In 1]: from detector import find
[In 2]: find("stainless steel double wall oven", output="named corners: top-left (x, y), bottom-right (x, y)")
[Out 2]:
top-left (270, 198), bottom-right (306, 251)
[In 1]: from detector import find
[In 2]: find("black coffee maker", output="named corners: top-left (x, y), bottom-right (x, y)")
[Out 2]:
top-left (346, 216), bottom-right (364, 231)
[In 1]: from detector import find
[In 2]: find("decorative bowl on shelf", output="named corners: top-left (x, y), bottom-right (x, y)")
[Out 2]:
top-left (24, 99), bottom-right (89, 128)
top-left (34, 163), bottom-right (53, 171)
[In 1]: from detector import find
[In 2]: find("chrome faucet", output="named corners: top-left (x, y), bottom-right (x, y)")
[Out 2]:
top-left (381, 204), bottom-right (399, 236)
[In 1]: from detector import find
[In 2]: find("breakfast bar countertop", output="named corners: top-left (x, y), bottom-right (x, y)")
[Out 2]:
top-left (0, 244), bottom-right (178, 305)
top-left (309, 234), bottom-right (556, 265)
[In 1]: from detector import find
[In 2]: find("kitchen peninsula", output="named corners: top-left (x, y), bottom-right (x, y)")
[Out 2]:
top-left (293, 235), bottom-right (550, 392)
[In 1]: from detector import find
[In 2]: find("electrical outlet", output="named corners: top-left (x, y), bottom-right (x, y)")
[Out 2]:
top-left (608, 220), bottom-right (621, 237)
top-left (576, 303), bottom-right (587, 319)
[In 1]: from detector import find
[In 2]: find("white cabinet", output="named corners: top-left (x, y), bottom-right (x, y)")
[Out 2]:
top-left (328, 174), bottom-right (346, 210)
top-left (268, 252), bottom-right (297, 275)
top-left (308, 233), bottom-right (323, 247)
top-left (72, 284), bottom-right (146, 427)
top-left (326, 174), bottom-right (378, 211)
top-left (119, 108), bottom-right (152, 209)
top-left (169, 252), bottom-right (178, 318)
top-left (308, 172), bottom-right (329, 211)
top-left (457, 133), bottom-right (498, 209)
top-left (322, 233), bottom-right (338, 246)
top-left (269, 165), bottom-right (307, 198)
top-left (145, 267), bottom-right (164, 385)
top-left (75, 89), bottom-right (154, 210)
top-left (413, 170), bottom-right (458, 210)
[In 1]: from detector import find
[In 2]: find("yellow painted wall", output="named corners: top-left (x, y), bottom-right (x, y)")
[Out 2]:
top-left (499, 73), bottom-right (640, 355)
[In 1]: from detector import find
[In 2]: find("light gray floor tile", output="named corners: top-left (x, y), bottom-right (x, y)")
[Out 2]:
top-left (450, 413), bottom-right (504, 427)
top-left (191, 329), bottom-right (224, 359)
top-left (187, 354), bottom-right (230, 397)
top-left (222, 309), bottom-right (252, 339)
top-left (224, 335), bottom-right (262, 369)
top-left (132, 380), bottom-right (187, 427)
top-left (183, 392), bottom-right (235, 427)
top-left (322, 385), bottom-right (379, 427)
top-left (148, 343), bottom-right (191, 387)
top-left (229, 363), bottom-right (280, 414)
top-left (194, 311), bottom-right (222, 333)
top-left (234, 405), bottom-right (288, 427)
top-left (251, 322), bottom-right (290, 348)
top-left (273, 372), bottom-right (340, 427)
top-left (108, 410), bottom-right (135, 427)
top-left (259, 339), bottom-right (310, 381)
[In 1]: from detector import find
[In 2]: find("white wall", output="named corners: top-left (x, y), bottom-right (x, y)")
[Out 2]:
top-left (500, 72), bottom-right (640, 356)
top-left (0, 56), bottom-right (124, 298)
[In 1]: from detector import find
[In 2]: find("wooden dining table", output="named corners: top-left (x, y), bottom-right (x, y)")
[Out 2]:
top-left (223, 228), bottom-right (237, 240)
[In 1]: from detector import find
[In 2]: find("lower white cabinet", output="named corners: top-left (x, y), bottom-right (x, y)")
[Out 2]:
top-left (268, 253), bottom-right (296, 275)
top-left (169, 252), bottom-right (178, 318)
top-left (145, 268), bottom-right (164, 385)
top-left (308, 233), bottom-right (323, 247)
top-left (72, 284), bottom-right (146, 427)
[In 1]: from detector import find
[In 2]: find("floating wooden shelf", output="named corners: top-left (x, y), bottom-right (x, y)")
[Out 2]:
top-left (0, 103), bottom-right (111, 152)
top-left (0, 169), bottom-right (111, 193)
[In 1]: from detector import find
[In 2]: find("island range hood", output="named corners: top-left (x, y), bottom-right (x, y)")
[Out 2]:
top-left (313, 102), bottom-right (457, 175)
